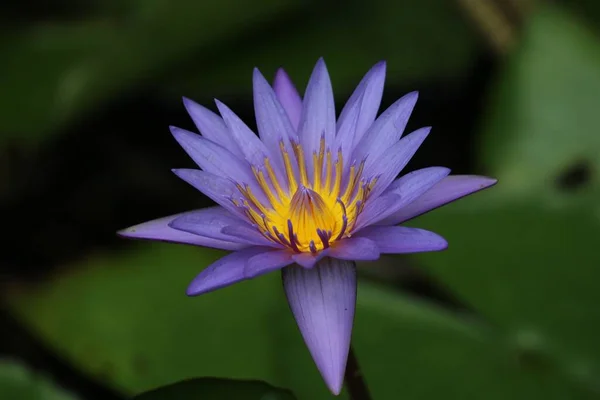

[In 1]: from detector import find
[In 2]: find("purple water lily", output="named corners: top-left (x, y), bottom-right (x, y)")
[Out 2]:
top-left (119, 58), bottom-right (496, 395)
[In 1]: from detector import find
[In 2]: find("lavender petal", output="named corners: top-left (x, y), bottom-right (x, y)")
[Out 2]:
top-left (364, 126), bottom-right (431, 199)
top-left (169, 209), bottom-right (265, 246)
top-left (253, 68), bottom-right (298, 177)
top-left (117, 210), bottom-right (247, 251)
top-left (282, 258), bottom-right (356, 395)
top-left (356, 226), bottom-right (448, 253)
top-left (170, 126), bottom-right (255, 185)
top-left (215, 99), bottom-right (271, 168)
top-left (171, 169), bottom-right (246, 217)
top-left (245, 249), bottom-right (294, 278)
top-left (221, 224), bottom-right (283, 248)
top-left (298, 58), bottom-right (336, 162)
top-left (187, 247), bottom-right (271, 296)
top-left (336, 61), bottom-right (386, 149)
top-left (182, 97), bottom-right (243, 157)
top-left (380, 175), bottom-right (498, 225)
top-left (355, 167), bottom-right (451, 229)
top-left (273, 68), bottom-right (302, 131)
top-left (329, 237), bottom-right (380, 261)
top-left (291, 248), bottom-right (330, 269)
top-left (353, 91), bottom-right (418, 164)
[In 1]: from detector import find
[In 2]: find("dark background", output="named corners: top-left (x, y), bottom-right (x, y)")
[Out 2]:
top-left (1, 0), bottom-right (600, 399)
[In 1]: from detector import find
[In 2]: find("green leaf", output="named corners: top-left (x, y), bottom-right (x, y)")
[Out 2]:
top-left (479, 4), bottom-right (600, 208)
top-left (5, 242), bottom-right (596, 399)
top-left (0, 359), bottom-right (78, 400)
top-left (131, 378), bottom-right (295, 399)
top-left (409, 4), bottom-right (600, 381)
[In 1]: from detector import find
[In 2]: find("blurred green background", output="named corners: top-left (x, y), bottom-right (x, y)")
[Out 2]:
top-left (1, 0), bottom-right (600, 399)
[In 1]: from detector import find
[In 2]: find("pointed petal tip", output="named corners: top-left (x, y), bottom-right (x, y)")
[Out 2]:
top-left (252, 67), bottom-right (265, 81)
top-left (274, 67), bottom-right (289, 79)
top-left (116, 227), bottom-right (133, 238)
top-left (372, 60), bottom-right (387, 72)
top-left (282, 258), bottom-right (355, 397)
top-left (169, 125), bottom-right (186, 137)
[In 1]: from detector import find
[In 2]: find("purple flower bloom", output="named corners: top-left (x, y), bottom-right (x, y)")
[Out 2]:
top-left (119, 58), bottom-right (496, 395)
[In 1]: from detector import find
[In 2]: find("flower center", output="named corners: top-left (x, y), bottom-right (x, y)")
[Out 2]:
top-left (234, 138), bottom-right (375, 253)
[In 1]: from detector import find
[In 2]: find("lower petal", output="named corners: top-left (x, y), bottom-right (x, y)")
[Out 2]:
top-left (379, 175), bottom-right (497, 225)
top-left (282, 258), bottom-right (357, 395)
top-left (117, 211), bottom-right (247, 251)
top-left (356, 225), bottom-right (447, 253)
top-left (329, 237), bottom-right (380, 261)
top-left (187, 247), bottom-right (272, 296)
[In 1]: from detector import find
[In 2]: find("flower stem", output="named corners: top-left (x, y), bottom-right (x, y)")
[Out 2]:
top-left (344, 344), bottom-right (372, 400)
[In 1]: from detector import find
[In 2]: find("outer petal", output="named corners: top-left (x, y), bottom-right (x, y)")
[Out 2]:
top-left (291, 248), bottom-right (330, 269)
top-left (356, 226), bottom-right (448, 253)
top-left (182, 97), bottom-right (243, 157)
top-left (380, 175), bottom-right (498, 225)
top-left (172, 169), bottom-right (245, 217)
top-left (355, 167), bottom-right (451, 230)
top-left (336, 61), bottom-right (386, 153)
top-left (282, 258), bottom-right (356, 395)
top-left (353, 193), bottom-right (402, 232)
top-left (215, 100), bottom-right (270, 167)
top-left (365, 127), bottom-right (431, 199)
top-left (245, 249), bottom-right (294, 278)
top-left (253, 68), bottom-right (298, 171)
top-left (117, 210), bottom-right (247, 251)
top-left (170, 126), bottom-right (255, 186)
top-left (273, 68), bottom-right (302, 131)
top-left (187, 247), bottom-right (273, 296)
top-left (221, 224), bottom-right (283, 248)
top-left (329, 237), bottom-right (380, 261)
top-left (353, 91), bottom-right (418, 163)
top-left (168, 210), bottom-right (268, 247)
top-left (298, 58), bottom-right (336, 162)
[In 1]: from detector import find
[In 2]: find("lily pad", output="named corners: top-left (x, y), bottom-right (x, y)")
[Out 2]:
top-left (4, 243), bottom-right (596, 399)
top-left (0, 358), bottom-right (78, 400)
top-left (132, 378), bottom-right (295, 399)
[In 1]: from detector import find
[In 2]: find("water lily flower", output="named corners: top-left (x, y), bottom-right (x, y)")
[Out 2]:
top-left (119, 58), bottom-right (496, 395)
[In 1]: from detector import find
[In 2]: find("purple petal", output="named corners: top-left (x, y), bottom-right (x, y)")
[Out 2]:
top-left (329, 237), bottom-right (380, 261)
top-left (187, 247), bottom-right (271, 296)
top-left (365, 127), bottom-right (431, 199)
top-left (335, 88), bottom-right (364, 168)
top-left (245, 249), bottom-right (294, 278)
top-left (353, 193), bottom-right (402, 231)
top-left (215, 99), bottom-right (270, 167)
top-left (356, 226), bottom-right (447, 253)
top-left (282, 258), bottom-right (356, 395)
top-left (291, 248), bottom-right (330, 269)
top-left (359, 167), bottom-right (450, 227)
top-left (168, 209), bottom-right (264, 246)
top-left (273, 68), bottom-right (302, 131)
top-left (117, 210), bottom-right (247, 251)
top-left (172, 169), bottom-right (246, 217)
top-left (381, 175), bottom-right (498, 225)
top-left (299, 58), bottom-right (336, 161)
top-left (182, 97), bottom-right (243, 157)
top-left (253, 68), bottom-right (298, 160)
top-left (355, 167), bottom-right (449, 230)
top-left (221, 224), bottom-right (281, 248)
top-left (353, 91), bottom-right (418, 164)
top-left (336, 61), bottom-right (386, 151)
top-left (170, 126), bottom-right (255, 185)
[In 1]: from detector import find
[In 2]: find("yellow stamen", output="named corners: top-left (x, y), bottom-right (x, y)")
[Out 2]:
top-left (233, 142), bottom-right (371, 253)
top-left (292, 142), bottom-right (309, 187)
top-left (264, 158), bottom-right (286, 201)
top-left (280, 141), bottom-right (297, 194)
